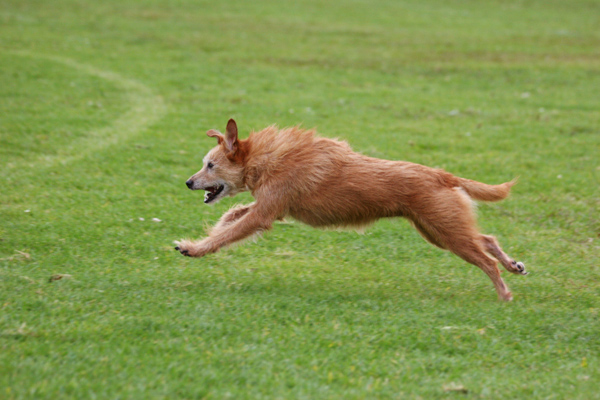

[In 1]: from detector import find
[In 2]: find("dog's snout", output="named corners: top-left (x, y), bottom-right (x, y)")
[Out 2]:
top-left (185, 179), bottom-right (194, 189)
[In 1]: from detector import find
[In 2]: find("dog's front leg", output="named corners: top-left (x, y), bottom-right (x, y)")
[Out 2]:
top-left (175, 205), bottom-right (275, 258)
top-left (211, 203), bottom-right (253, 232)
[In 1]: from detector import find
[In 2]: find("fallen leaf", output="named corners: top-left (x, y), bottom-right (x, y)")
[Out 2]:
top-left (49, 274), bottom-right (72, 283)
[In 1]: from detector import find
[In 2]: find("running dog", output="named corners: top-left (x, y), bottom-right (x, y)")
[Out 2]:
top-left (176, 119), bottom-right (527, 301)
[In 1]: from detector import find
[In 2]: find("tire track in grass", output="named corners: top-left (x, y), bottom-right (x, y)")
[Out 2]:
top-left (5, 50), bottom-right (167, 170)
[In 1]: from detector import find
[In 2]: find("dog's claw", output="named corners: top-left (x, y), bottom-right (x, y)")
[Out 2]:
top-left (175, 245), bottom-right (191, 256)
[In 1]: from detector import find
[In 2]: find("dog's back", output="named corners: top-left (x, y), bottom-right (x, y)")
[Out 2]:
top-left (244, 127), bottom-right (485, 230)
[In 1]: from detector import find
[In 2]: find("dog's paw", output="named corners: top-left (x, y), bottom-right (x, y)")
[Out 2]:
top-left (174, 239), bottom-right (215, 258)
top-left (174, 240), bottom-right (195, 257)
top-left (510, 260), bottom-right (528, 275)
top-left (499, 291), bottom-right (513, 302)
top-left (174, 246), bottom-right (190, 257)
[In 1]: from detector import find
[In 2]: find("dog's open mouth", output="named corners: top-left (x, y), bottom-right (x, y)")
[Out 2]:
top-left (204, 185), bottom-right (224, 204)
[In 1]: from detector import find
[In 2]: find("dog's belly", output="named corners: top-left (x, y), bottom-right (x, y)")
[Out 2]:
top-left (288, 209), bottom-right (366, 228)
top-left (288, 197), bottom-right (406, 229)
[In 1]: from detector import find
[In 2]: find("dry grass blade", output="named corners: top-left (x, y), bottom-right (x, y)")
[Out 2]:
top-left (443, 383), bottom-right (469, 393)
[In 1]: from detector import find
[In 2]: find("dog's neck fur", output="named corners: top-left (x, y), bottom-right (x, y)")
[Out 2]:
top-left (241, 126), bottom-right (324, 192)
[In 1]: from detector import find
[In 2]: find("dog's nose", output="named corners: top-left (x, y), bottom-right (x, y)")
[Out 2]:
top-left (185, 179), bottom-right (194, 189)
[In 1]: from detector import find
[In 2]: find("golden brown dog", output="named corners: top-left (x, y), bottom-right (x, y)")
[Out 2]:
top-left (176, 119), bottom-right (527, 301)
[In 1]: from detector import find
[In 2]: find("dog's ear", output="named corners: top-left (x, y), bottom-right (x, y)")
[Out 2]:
top-left (206, 129), bottom-right (224, 145)
top-left (224, 119), bottom-right (238, 153)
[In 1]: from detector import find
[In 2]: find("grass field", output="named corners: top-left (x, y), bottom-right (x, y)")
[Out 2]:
top-left (1, 0), bottom-right (599, 398)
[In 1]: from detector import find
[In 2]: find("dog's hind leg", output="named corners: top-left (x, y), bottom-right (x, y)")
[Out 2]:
top-left (410, 216), bottom-right (513, 301)
top-left (447, 239), bottom-right (513, 301)
top-left (481, 235), bottom-right (527, 275)
top-left (411, 220), bottom-right (447, 249)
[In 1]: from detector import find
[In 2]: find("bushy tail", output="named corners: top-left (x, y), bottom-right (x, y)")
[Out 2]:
top-left (458, 178), bottom-right (517, 202)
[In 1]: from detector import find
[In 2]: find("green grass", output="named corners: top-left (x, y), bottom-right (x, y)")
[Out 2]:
top-left (1, 0), bottom-right (599, 398)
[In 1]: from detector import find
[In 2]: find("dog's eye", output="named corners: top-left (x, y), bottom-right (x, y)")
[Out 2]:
top-left (207, 162), bottom-right (214, 169)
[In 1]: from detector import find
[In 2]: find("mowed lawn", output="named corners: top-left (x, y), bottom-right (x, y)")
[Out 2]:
top-left (1, 0), bottom-right (599, 398)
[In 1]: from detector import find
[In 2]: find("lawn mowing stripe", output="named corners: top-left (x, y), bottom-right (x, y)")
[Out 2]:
top-left (5, 50), bottom-right (167, 170)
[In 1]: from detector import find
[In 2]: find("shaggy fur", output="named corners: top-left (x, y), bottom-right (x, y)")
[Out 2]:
top-left (176, 119), bottom-right (527, 301)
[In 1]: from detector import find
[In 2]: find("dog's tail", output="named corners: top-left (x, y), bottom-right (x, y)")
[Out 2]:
top-left (458, 177), bottom-right (517, 202)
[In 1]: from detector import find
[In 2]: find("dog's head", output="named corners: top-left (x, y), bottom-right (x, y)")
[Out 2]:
top-left (185, 119), bottom-right (248, 204)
